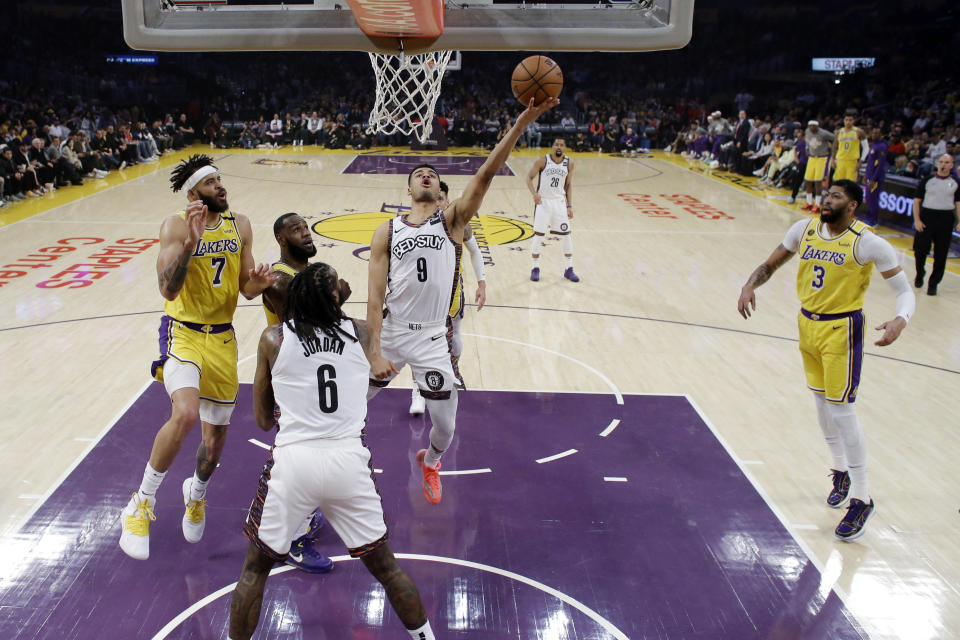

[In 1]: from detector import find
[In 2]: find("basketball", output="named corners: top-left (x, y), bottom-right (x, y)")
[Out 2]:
top-left (511, 55), bottom-right (563, 106)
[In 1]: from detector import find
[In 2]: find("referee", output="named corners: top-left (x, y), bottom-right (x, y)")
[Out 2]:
top-left (913, 154), bottom-right (960, 296)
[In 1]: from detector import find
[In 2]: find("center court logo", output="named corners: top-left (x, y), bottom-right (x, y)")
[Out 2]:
top-left (311, 203), bottom-right (534, 265)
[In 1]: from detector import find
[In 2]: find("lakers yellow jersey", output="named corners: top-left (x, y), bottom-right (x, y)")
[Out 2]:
top-left (796, 219), bottom-right (872, 314)
top-left (164, 212), bottom-right (243, 325)
top-left (836, 128), bottom-right (860, 161)
top-left (263, 261), bottom-right (298, 325)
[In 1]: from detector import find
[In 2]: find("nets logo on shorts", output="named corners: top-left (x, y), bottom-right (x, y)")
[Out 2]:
top-left (424, 370), bottom-right (445, 391)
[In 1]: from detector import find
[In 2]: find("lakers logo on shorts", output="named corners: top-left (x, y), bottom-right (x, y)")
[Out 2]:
top-left (424, 370), bottom-right (445, 391)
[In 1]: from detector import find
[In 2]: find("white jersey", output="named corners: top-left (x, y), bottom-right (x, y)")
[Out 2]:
top-left (385, 212), bottom-right (461, 325)
top-left (537, 154), bottom-right (569, 201)
top-left (271, 319), bottom-right (370, 447)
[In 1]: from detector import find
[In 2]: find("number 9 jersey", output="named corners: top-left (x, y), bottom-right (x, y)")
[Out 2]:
top-left (164, 211), bottom-right (243, 325)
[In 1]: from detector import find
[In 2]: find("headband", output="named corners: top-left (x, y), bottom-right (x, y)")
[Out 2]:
top-left (183, 165), bottom-right (217, 192)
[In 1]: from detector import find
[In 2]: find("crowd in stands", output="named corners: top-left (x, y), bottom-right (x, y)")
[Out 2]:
top-left (1, 0), bottom-right (957, 208)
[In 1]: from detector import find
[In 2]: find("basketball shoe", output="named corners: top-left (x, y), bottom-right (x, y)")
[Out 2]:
top-left (285, 538), bottom-right (334, 574)
top-left (119, 492), bottom-right (156, 560)
top-left (834, 498), bottom-right (875, 541)
top-left (812, 205), bottom-right (821, 214)
top-left (410, 385), bottom-right (426, 415)
top-left (416, 449), bottom-right (442, 504)
top-left (827, 469), bottom-right (850, 508)
top-left (563, 267), bottom-right (580, 282)
top-left (182, 478), bottom-right (207, 543)
top-left (801, 203), bottom-right (813, 211)
top-left (530, 267), bottom-right (540, 282)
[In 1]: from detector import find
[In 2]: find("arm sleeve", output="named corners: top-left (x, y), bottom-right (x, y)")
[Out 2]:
top-left (464, 235), bottom-right (486, 281)
top-left (781, 219), bottom-right (808, 252)
top-left (884, 270), bottom-right (916, 323)
top-left (856, 231), bottom-right (899, 271)
top-left (860, 138), bottom-right (869, 162)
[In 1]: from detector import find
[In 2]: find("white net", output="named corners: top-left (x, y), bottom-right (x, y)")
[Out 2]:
top-left (366, 49), bottom-right (453, 143)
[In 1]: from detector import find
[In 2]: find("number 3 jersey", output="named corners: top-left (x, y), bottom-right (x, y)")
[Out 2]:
top-left (385, 212), bottom-right (461, 325)
top-left (272, 319), bottom-right (370, 447)
top-left (164, 211), bottom-right (242, 325)
top-left (783, 217), bottom-right (897, 314)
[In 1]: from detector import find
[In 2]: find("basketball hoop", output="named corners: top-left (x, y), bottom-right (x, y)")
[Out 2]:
top-left (366, 47), bottom-right (453, 143)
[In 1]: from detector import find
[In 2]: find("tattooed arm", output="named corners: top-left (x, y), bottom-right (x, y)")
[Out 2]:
top-left (738, 244), bottom-right (795, 319)
top-left (156, 203), bottom-right (204, 300)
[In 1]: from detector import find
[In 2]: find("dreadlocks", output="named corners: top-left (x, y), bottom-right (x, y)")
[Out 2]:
top-left (170, 154), bottom-right (216, 193)
top-left (283, 263), bottom-right (357, 344)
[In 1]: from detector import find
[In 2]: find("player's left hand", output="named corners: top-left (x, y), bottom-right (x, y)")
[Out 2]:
top-left (874, 316), bottom-right (906, 346)
top-left (248, 263), bottom-right (276, 291)
top-left (474, 280), bottom-right (486, 311)
top-left (567, 206), bottom-right (573, 220)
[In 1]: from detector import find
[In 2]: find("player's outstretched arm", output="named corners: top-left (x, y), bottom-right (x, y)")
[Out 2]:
top-left (450, 97), bottom-right (559, 228)
top-left (262, 271), bottom-right (293, 321)
top-left (252, 326), bottom-right (281, 431)
top-left (738, 244), bottom-right (794, 319)
top-left (366, 222), bottom-right (399, 379)
top-left (874, 265), bottom-right (915, 347)
top-left (156, 204), bottom-right (203, 300)
top-left (236, 214), bottom-right (275, 300)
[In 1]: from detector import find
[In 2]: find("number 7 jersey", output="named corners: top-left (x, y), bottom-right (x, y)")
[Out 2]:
top-left (795, 218), bottom-right (872, 314)
top-left (164, 211), bottom-right (243, 324)
top-left (385, 212), bottom-right (461, 324)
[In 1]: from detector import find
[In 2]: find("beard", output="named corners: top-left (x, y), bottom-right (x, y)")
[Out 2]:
top-left (411, 187), bottom-right (437, 204)
top-left (199, 191), bottom-right (228, 213)
top-left (288, 242), bottom-right (317, 263)
top-left (819, 207), bottom-right (843, 224)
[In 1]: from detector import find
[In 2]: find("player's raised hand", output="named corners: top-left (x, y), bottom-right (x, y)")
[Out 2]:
top-left (183, 201), bottom-right (206, 246)
top-left (248, 263), bottom-right (276, 290)
top-left (475, 280), bottom-right (486, 311)
top-left (518, 97), bottom-right (560, 124)
top-left (369, 354), bottom-right (399, 380)
top-left (737, 286), bottom-right (756, 319)
top-left (874, 317), bottom-right (906, 346)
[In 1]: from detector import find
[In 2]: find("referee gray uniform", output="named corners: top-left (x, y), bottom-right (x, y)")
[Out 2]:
top-left (913, 172), bottom-right (960, 293)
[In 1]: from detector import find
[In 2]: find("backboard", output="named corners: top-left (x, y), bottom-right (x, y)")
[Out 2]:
top-left (121, 0), bottom-right (695, 55)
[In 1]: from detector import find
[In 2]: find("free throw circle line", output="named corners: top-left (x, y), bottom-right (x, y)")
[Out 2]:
top-left (463, 333), bottom-right (624, 405)
top-left (151, 553), bottom-right (629, 640)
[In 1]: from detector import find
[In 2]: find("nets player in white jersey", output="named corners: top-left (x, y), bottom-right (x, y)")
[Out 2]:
top-left (367, 97), bottom-right (558, 504)
top-left (409, 181), bottom-right (487, 415)
top-left (229, 263), bottom-right (436, 640)
top-left (527, 137), bottom-right (579, 282)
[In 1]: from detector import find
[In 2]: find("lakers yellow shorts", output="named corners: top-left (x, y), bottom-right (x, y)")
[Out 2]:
top-left (797, 309), bottom-right (864, 404)
top-left (804, 156), bottom-right (828, 182)
top-left (833, 159), bottom-right (858, 182)
top-left (150, 315), bottom-right (238, 406)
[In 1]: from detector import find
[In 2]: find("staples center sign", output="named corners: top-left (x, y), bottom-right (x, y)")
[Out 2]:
top-left (811, 58), bottom-right (875, 72)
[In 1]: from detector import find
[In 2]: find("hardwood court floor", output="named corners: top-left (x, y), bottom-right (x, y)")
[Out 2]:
top-left (0, 144), bottom-right (957, 639)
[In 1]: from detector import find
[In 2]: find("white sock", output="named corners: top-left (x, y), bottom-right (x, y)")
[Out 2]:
top-left (408, 621), bottom-right (435, 639)
top-left (813, 394), bottom-right (847, 470)
top-left (562, 235), bottom-right (574, 268)
top-left (138, 463), bottom-right (166, 499)
top-left (530, 235), bottom-right (543, 266)
top-left (189, 472), bottom-right (209, 502)
top-left (424, 389), bottom-right (458, 467)
top-left (805, 192), bottom-right (813, 206)
top-left (815, 194), bottom-right (822, 207)
top-left (827, 402), bottom-right (869, 501)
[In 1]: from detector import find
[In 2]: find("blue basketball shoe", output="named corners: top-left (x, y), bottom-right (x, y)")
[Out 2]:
top-left (834, 498), bottom-right (875, 542)
top-left (827, 469), bottom-right (850, 508)
top-left (285, 537), bottom-right (334, 574)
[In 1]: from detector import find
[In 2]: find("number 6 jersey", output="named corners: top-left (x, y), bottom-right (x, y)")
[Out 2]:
top-left (272, 319), bottom-right (370, 446)
top-left (385, 212), bottom-right (461, 325)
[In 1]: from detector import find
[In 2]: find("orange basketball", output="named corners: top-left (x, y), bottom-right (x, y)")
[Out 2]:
top-left (511, 55), bottom-right (563, 106)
